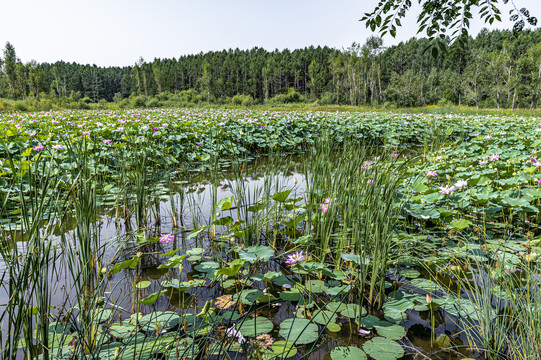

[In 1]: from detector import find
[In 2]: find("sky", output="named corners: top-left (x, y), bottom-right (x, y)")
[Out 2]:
top-left (1, 0), bottom-right (540, 67)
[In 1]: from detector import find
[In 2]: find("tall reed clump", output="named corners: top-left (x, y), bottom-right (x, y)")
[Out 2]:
top-left (448, 243), bottom-right (541, 360)
top-left (0, 149), bottom-right (66, 360)
top-left (58, 138), bottom-right (110, 356)
top-left (304, 135), bottom-right (407, 307)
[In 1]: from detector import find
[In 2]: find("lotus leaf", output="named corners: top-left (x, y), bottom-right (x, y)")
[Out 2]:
top-left (279, 318), bottom-right (319, 345)
top-left (363, 337), bottom-right (404, 360)
top-left (236, 316), bottom-right (274, 337)
top-left (330, 346), bottom-right (367, 360)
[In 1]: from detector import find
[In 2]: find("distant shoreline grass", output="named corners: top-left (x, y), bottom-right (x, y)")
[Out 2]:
top-left (1, 96), bottom-right (541, 117)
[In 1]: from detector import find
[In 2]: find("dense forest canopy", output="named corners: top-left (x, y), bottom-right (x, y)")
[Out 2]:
top-left (0, 28), bottom-right (540, 109)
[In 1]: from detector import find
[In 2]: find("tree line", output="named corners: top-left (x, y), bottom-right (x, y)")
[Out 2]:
top-left (0, 28), bottom-right (540, 110)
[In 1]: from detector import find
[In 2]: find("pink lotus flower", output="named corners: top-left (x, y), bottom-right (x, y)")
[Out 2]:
top-left (52, 145), bottom-right (63, 150)
top-left (321, 203), bottom-right (329, 213)
top-left (368, 179), bottom-right (374, 184)
top-left (358, 328), bottom-right (370, 336)
top-left (426, 170), bottom-right (437, 178)
top-left (489, 154), bottom-right (500, 161)
top-left (33, 145), bottom-right (44, 151)
top-left (538, 180), bottom-right (541, 185)
top-left (439, 185), bottom-right (455, 194)
top-left (473, 134), bottom-right (480, 137)
top-left (454, 180), bottom-right (468, 188)
top-left (82, 131), bottom-right (90, 136)
top-left (103, 139), bottom-right (112, 144)
top-left (285, 251), bottom-right (306, 265)
top-left (392, 154), bottom-right (399, 158)
top-left (159, 233), bottom-right (174, 243)
top-left (479, 160), bottom-right (488, 165)
top-left (485, 135), bottom-right (492, 140)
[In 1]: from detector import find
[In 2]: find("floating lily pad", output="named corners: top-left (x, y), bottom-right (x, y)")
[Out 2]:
top-left (232, 289), bottom-right (263, 305)
top-left (410, 278), bottom-right (443, 292)
top-left (340, 304), bottom-right (366, 318)
top-left (280, 290), bottom-right (301, 302)
top-left (383, 298), bottom-right (415, 313)
top-left (399, 269), bottom-right (420, 279)
top-left (110, 323), bottom-right (137, 339)
top-left (194, 261), bottom-right (219, 272)
top-left (186, 247), bottom-right (205, 256)
top-left (374, 324), bottom-right (406, 340)
top-left (238, 245), bottom-right (275, 263)
top-left (311, 310), bottom-right (337, 325)
top-left (222, 310), bottom-right (242, 321)
top-left (359, 315), bottom-right (388, 329)
top-left (305, 280), bottom-right (328, 293)
top-left (326, 322), bottom-right (342, 332)
top-left (272, 340), bottom-right (297, 358)
top-left (363, 337), bottom-right (404, 360)
top-left (324, 301), bottom-right (347, 313)
top-left (330, 346), bottom-right (367, 360)
top-left (326, 285), bottom-right (351, 296)
top-left (272, 275), bottom-right (294, 287)
top-left (279, 318), bottom-right (319, 345)
top-left (383, 310), bottom-right (408, 325)
top-left (161, 279), bottom-right (205, 292)
top-left (236, 317), bottom-right (274, 337)
top-left (139, 311), bottom-right (179, 332)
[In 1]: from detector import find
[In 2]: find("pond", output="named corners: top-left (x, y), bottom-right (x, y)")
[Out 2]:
top-left (1, 153), bottom-right (476, 360)
top-left (2, 108), bottom-right (540, 360)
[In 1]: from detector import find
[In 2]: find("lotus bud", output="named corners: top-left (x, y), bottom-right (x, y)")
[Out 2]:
top-left (426, 294), bottom-right (433, 304)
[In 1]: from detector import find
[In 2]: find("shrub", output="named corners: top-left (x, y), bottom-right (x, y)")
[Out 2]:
top-left (268, 88), bottom-right (305, 104)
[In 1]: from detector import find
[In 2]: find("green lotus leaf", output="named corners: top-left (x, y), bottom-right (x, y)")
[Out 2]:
top-left (305, 280), bottom-right (328, 294)
top-left (236, 316), bottom-right (274, 337)
top-left (232, 289), bottom-right (263, 305)
top-left (374, 323), bottom-right (406, 340)
top-left (139, 311), bottom-right (180, 332)
top-left (272, 340), bottom-right (297, 358)
top-left (194, 261), bottom-right (219, 272)
top-left (238, 245), bottom-right (275, 263)
top-left (330, 346), bottom-right (367, 360)
top-left (363, 337), bottom-right (404, 360)
top-left (109, 323), bottom-right (137, 339)
top-left (279, 318), bottom-right (319, 345)
top-left (311, 310), bottom-right (337, 325)
top-left (326, 322), bottom-right (342, 332)
top-left (135, 280), bottom-right (151, 289)
top-left (140, 290), bottom-right (166, 305)
top-left (399, 268), bottom-right (420, 279)
top-left (280, 290), bottom-right (301, 302)
top-left (339, 304), bottom-right (367, 319)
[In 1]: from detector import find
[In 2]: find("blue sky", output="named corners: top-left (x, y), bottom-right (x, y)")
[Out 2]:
top-left (1, 0), bottom-right (540, 67)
